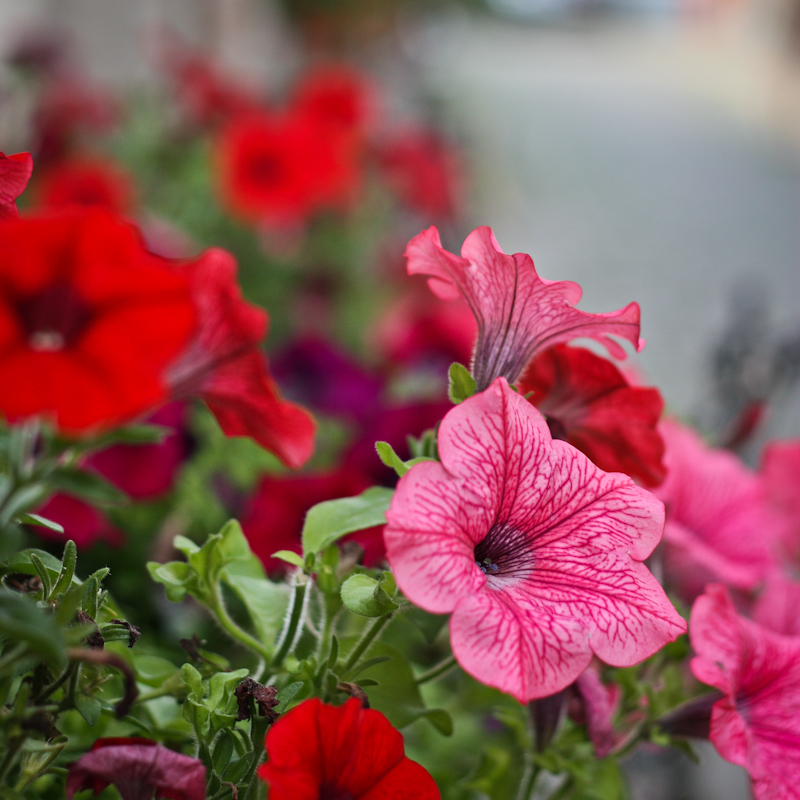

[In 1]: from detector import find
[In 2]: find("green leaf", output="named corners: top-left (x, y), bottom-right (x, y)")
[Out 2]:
top-left (51, 540), bottom-right (77, 598)
top-left (404, 607), bottom-right (449, 645)
top-left (375, 442), bottom-right (434, 478)
top-left (74, 694), bottom-right (102, 726)
top-left (212, 731), bottom-right (234, 775)
top-left (274, 681), bottom-right (304, 714)
top-left (30, 554), bottom-right (53, 600)
top-left (15, 513), bottom-right (63, 534)
top-left (448, 362), bottom-right (477, 404)
top-left (147, 561), bottom-right (193, 603)
top-left (49, 468), bottom-right (128, 505)
top-left (134, 655), bottom-right (180, 687)
top-left (0, 484), bottom-right (48, 527)
top-left (340, 574), bottom-right (398, 617)
top-left (180, 663), bottom-right (204, 699)
top-left (0, 591), bottom-right (67, 666)
top-left (222, 755), bottom-right (253, 784)
top-left (221, 567), bottom-right (291, 651)
top-left (271, 550), bottom-right (305, 569)
top-left (327, 635), bottom-right (339, 669)
top-left (83, 424), bottom-right (170, 448)
top-left (1, 549), bottom-right (67, 587)
top-left (301, 487), bottom-right (394, 557)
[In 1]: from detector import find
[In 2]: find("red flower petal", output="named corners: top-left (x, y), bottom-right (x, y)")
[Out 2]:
top-left (0, 151), bottom-right (33, 219)
top-left (66, 737), bottom-right (205, 800)
top-left (259, 698), bottom-right (439, 800)
top-left (37, 157), bottom-right (134, 213)
top-left (518, 345), bottom-right (665, 487)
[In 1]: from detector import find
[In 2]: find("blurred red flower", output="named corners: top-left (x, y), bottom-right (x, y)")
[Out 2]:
top-left (292, 64), bottom-right (372, 137)
top-left (216, 109), bottom-right (361, 228)
top-left (0, 209), bottom-right (195, 432)
top-left (259, 698), bottom-right (440, 800)
top-left (517, 345), bottom-right (666, 487)
top-left (37, 157), bottom-right (134, 213)
top-left (32, 493), bottom-right (123, 549)
top-left (66, 737), bottom-right (205, 800)
top-left (242, 467), bottom-right (383, 576)
top-left (167, 248), bottom-right (316, 469)
top-left (0, 152), bottom-right (33, 219)
top-left (378, 129), bottom-right (462, 221)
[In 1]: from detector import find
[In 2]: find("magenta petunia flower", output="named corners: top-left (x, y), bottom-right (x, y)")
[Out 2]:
top-left (384, 378), bottom-right (685, 702)
top-left (654, 420), bottom-right (788, 599)
top-left (0, 152), bottom-right (33, 219)
top-left (404, 226), bottom-right (642, 390)
top-left (690, 583), bottom-right (800, 800)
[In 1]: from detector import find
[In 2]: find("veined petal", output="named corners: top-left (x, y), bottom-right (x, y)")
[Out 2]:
top-left (0, 151), bottom-right (33, 219)
top-left (405, 226), bottom-right (642, 389)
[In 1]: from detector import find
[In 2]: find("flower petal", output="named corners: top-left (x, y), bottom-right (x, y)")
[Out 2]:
top-left (0, 151), bottom-right (33, 219)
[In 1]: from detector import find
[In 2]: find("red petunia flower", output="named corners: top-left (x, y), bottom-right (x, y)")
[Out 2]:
top-left (258, 698), bottom-right (440, 800)
top-left (216, 109), bottom-right (360, 228)
top-left (242, 468), bottom-right (384, 576)
top-left (66, 737), bottom-right (205, 800)
top-left (32, 493), bottom-right (123, 549)
top-left (37, 157), bottom-right (134, 213)
top-left (517, 344), bottom-right (666, 487)
top-left (0, 152), bottom-right (33, 220)
top-left (378, 129), bottom-right (462, 221)
top-left (166, 247), bottom-right (316, 469)
top-left (0, 209), bottom-right (196, 432)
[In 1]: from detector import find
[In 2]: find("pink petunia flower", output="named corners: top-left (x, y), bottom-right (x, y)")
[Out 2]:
top-left (654, 420), bottom-right (788, 599)
top-left (760, 438), bottom-right (800, 549)
top-left (384, 378), bottom-right (685, 702)
top-left (690, 583), bottom-right (800, 800)
top-left (0, 152), bottom-right (33, 219)
top-left (570, 665), bottom-right (622, 759)
top-left (404, 226), bottom-right (642, 391)
top-left (167, 247), bottom-right (316, 469)
top-left (754, 573), bottom-right (800, 637)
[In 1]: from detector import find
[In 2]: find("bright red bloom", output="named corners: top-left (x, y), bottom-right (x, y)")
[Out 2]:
top-left (690, 584), bottom-right (800, 800)
top-left (517, 345), bottom-right (666, 487)
top-left (66, 737), bottom-right (205, 800)
top-left (385, 378), bottom-right (684, 702)
top-left (37, 157), bottom-right (134, 213)
top-left (259, 698), bottom-right (439, 800)
top-left (216, 110), bottom-right (360, 227)
top-left (0, 209), bottom-right (195, 432)
top-left (0, 152), bottom-right (33, 220)
top-left (242, 468), bottom-right (384, 576)
top-left (166, 248), bottom-right (315, 469)
top-left (654, 420), bottom-right (788, 598)
top-left (292, 65), bottom-right (372, 136)
top-left (378, 129), bottom-right (462, 220)
top-left (405, 226), bottom-right (642, 391)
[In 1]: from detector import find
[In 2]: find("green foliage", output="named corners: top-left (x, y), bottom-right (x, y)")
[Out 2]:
top-left (448, 362), bottom-right (477, 404)
top-left (375, 441), bottom-right (434, 478)
top-left (340, 572), bottom-right (398, 617)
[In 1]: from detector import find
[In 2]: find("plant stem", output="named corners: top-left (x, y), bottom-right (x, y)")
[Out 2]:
top-left (33, 662), bottom-right (76, 704)
top-left (415, 654), bottom-right (457, 685)
top-left (210, 596), bottom-right (272, 664)
top-left (270, 581), bottom-right (308, 668)
top-left (342, 614), bottom-right (392, 675)
top-left (516, 762), bottom-right (541, 800)
top-left (242, 716), bottom-right (270, 800)
top-left (0, 737), bottom-right (25, 786)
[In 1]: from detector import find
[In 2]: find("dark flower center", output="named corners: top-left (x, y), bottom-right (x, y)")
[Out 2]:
top-left (545, 415), bottom-right (568, 442)
top-left (247, 153), bottom-right (285, 185)
top-left (16, 282), bottom-right (92, 352)
top-left (319, 783), bottom-right (355, 800)
top-left (474, 522), bottom-right (535, 580)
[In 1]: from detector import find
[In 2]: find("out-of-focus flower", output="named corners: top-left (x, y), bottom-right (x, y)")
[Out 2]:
top-left (754, 574), bottom-right (800, 637)
top-left (517, 344), bottom-right (666, 487)
top-left (0, 209), bottom-right (195, 432)
top-left (271, 335), bottom-right (383, 422)
top-left (32, 493), bottom-right (123, 549)
top-left (760, 438), bottom-right (800, 547)
top-left (0, 152), bottom-right (33, 219)
top-left (690, 583), bottom-right (800, 800)
top-left (66, 737), bottom-right (206, 800)
top-left (378, 129), bottom-right (462, 221)
top-left (654, 420), bottom-right (788, 599)
top-left (258, 698), bottom-right (440, 800)
top-left (242, 467), bottom-right (383, 576)
top-left (405, 226), bottom-right (642, 391)
top-left (384, 378), bottom-right (684, 702)
top-left (216, 109), bottom-right (360, 228)
top-left (167, 248), bottom-right (316, 469)
top-left (292, 64), bottom-right (372, 138)
top-left (36, 157), bottom-right (134, 213)
top-left (569, 665), bottom-right (621, 759)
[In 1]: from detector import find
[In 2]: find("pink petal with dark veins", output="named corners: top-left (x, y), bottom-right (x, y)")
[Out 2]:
top-left (385, 378), bottom-right (684, 702)
top-left (404, 226), bottom-right (642, 390)
top-left (0, 152), bottom-right (33, 220)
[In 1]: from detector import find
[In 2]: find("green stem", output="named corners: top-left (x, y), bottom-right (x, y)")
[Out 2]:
top-left (33, 662), bottom-right (76, 704)
top-left (415, 654), bottom-right (457, 685)
top-left (342, 614), bottom-right (392, 675)
top-left (0, 643), bottom-right (28, 674)
top-left (0, 737), bottom-right (25, 786)
top-left (516, 762), bottom-right (541, 800)
top-left (242, 716), bottom-right (270, 800)
top-left (270, 581), bottom-right (308, 668)
top-left (210, 596), bottom-right (272, 664)
top-left (134, 685), bottom-right (177, 704)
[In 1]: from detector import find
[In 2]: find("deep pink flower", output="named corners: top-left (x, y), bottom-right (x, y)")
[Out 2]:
top-left (517, 344), bottom-right (666, 487)
top-left (0, 152), bottom-right (33, 219)
top-left (760, 438), bottom-right (800, 548)
top-left (66, 737), bottom-right (205, 800)
top-left (405, 226), bottom-right (642, 391)
top-left (654, 420), bottom-right (787, 598)
top-left (570, 665), bottom-right (621, 758)
top-left (384, 378), bottom-right (684, 702)
top-left (754, 574), bottom-right (800, 637)
top-left (167, 248), bottom-right (316, 469)
top-left (690, 584), bottom-right (800, 800)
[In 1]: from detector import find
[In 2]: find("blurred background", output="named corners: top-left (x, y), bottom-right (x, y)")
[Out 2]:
top-left (2, 0), bottom-right (799, 797)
